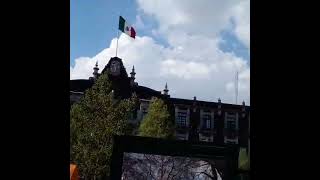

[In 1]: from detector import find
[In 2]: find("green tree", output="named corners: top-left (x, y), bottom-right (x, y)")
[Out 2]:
top-left (138, 97), bottom-right (174, 139)
top-left (70, 73), bottom-right (136, 179)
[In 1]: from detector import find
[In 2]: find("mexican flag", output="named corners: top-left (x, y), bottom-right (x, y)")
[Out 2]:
top-left (119, 16), bottom-right (136, 39)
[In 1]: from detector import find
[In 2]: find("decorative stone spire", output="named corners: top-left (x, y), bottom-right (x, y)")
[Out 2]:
top-left (241, 100), bottom-right (246, 117)
top-left (191, 96), bottom-right (197, 112)
top-left (218, 98), bottom-right (222, 116)
top-left (163, 82), bottom-right (169, 95)
top-left (93, 61), bottom-right (99, 79)
top-left (130, 65), bottom-right (136, 79)
top-left (130, 65), bottom-right (136, 87)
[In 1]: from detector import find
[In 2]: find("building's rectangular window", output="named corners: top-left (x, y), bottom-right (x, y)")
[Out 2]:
top-left (142, 107), bottom-right (148, 116)
top-left (140, 107), bottom-right (148, 120)
top-left (199, 134), bottom-right (213, 142)
top-left (224, 136), bottom-right (239, 144)
top-left (200, 137), bottom-right (209, 142)
top-left (202, 110), bottom-right (212, 129)
top-left (175, 107), bottom-right (188, 128)
top-left (139, 100), bottom-right (150, 120)
top-left (177, 111), bottom-right (187, 127)
top-left (179, 107), bottom-right (187, 111)
top-left (203, 114), bottom-right (211, 129)
top-left (225, 112), bottom-right (238, 130)
top-left (177, 135), bottom-right (185, 140)
top-left (206, 118), bottom-right (211, 129)
top-left (176, 133), bottom-right (188, 140)
top-left (224, 112), bottom-right (239, 144)
top-left (226, 141), bottom-right (236, 144)
top-left (227, 120), bottom-right (236, 130)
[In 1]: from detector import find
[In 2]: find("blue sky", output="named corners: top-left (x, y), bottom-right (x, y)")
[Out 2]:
top-left (71, 0), bottom-right (249, 67)
top-left (71, 0), bottom-right (138, 66)
top-left (70, 0), bottom-right (250, 104)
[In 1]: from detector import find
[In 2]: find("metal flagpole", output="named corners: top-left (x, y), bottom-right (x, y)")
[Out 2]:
top-left (115, 29), bottom-right (119, 57)
top-left (115, 9), bottom-right (122, 57)
top-left (235, 70), bottom-right (239, 104)
top-left (115, 0), bottom-right (130, 57)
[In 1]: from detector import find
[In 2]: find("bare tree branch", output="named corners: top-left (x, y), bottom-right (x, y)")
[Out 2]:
top-left (167, 158), bottom-right (175, 180)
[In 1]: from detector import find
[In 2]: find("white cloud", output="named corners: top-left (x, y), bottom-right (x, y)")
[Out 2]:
top-left (134, 15), bottom-right (145, 30)
top-left (231, 0), bottom-right (250, 48)
top-left (71, 0), bottom-right (250, 104)
top-left (160, 59), bottom-right (211, 80)
top-left (70, 57), bottom-right (95, 80)
top-left (137, 0), bottom-right (249, 44)
top-left (71, 34), bottom-right (250, 104)
top-left (137, 0), bottom-right (232, 36)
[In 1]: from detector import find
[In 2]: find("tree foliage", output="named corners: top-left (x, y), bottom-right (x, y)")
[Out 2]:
top-left (138, 97), bottom-right (174, 139)
top-left (70, 73), bottom-right (136, 179)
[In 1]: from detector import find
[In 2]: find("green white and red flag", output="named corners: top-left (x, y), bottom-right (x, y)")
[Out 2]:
top-left (118, 16), bottom-right (136, 39)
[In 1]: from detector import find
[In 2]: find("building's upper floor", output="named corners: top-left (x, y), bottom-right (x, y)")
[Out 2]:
top-left (70, 57), bottom-right (250, 145)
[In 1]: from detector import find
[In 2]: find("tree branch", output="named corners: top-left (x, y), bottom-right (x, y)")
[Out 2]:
top-left (167, 159), bottom-right (175, 180)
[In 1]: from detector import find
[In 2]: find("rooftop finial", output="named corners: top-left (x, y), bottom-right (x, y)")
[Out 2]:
top-left (217, 97), bottom-right (222, 115)
top-left (130, 65), bottom-right (136, 78)
top-left (130, 65), bottom-right (136, 87)
top-left (163, 82), bottom-right (169, 95)
top-left (241, 100), bottom-right (246, 116)
top-left (92, 61), bottom-right (99, 79)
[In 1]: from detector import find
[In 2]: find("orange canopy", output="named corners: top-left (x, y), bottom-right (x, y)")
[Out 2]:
top-left (70, 164), bottom-right (79, 180)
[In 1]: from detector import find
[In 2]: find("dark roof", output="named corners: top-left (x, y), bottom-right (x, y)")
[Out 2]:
top-left (69, 78), bottom-right (250, 110)
top-left (169, 97), bottom-right (250, 110)
top-left (70, 79), bottom-right (94, 92)
top-left (134, 85), bottom-right (162, 98)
